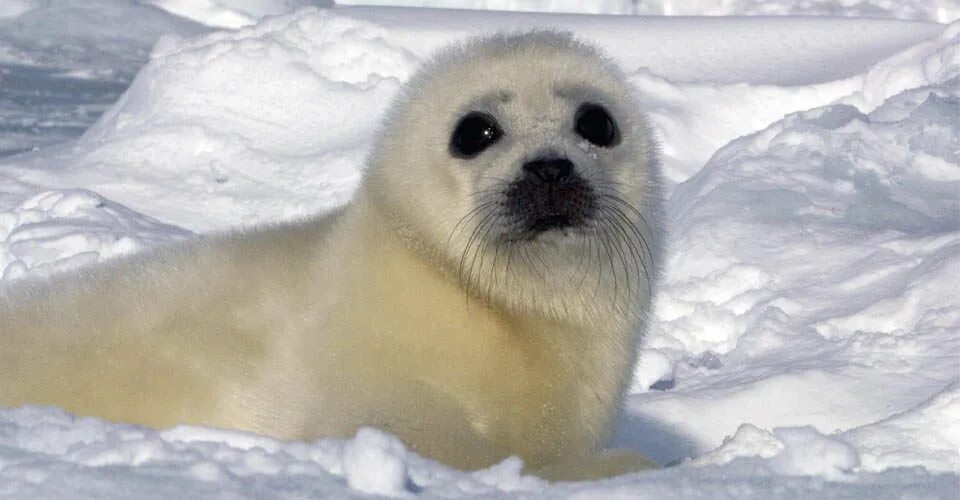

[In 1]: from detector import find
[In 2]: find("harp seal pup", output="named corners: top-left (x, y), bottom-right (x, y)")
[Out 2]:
top-left (0, 32), bottom-right (661, 481)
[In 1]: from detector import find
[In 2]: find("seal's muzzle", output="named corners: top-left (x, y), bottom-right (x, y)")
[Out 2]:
top-left (505, 157), bottom-right (596, 236)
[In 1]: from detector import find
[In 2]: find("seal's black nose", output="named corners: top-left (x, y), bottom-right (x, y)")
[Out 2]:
top-left (522, 158), bottom-right (573, 184)
top-left (505, 157), bottom-right (594, 236)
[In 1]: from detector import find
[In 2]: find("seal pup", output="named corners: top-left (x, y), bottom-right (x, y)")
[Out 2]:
top-left (0, 31), bottom-right (661, 480)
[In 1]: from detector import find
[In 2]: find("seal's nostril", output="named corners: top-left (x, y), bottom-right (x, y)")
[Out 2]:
top-left (522, 158), bottom-right (574, 183)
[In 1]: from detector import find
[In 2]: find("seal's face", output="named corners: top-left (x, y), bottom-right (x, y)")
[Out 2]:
top-left (368, 34), bottom-right (657, 303)
top-left (448, 102), bottom-right (621, 241)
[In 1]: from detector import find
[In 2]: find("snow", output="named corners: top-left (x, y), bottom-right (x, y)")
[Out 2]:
top-left (143, 0), bottom-right (334, 29)
top-left (0, 0), bottom-right (206, 156)
top-left (0, 188), bottom-right (190, 280)
top-left (333, 0), bottom-right (639, 16)
top-left (845, 383), bottom-right (960, 473)
top-left (341, 428), bottom-right (411, 497)
top-left (333, 0), bottom-right (960, 23)
top-left (0, 406), bottom-right (955, 498)
top-left (0, 1), bottom-right (959, 497)
top-left (694, 424), bottom-right (862, 479)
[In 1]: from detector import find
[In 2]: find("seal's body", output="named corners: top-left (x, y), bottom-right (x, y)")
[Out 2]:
top-left (0, 32), bottom-right (660, 480)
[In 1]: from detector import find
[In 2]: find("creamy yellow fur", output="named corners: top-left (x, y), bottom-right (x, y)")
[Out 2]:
top-left (0, 32), bottom-right (660, 479)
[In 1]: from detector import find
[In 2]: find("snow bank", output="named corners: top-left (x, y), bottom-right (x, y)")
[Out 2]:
top-left (0, 186), bottom-right (190, 281)
top-left (626, 22), bottom-right (959, 471)
top-left (334, 0), bottom-right (960, 23)
top-left (694, 424), bottom-right (861, 479)
top-left (142, 0), bottom-right (333, 29)
top-left (142, 0), bottom-right (960, 23)
top-left (1, 9), bottom-right (942, 233)
top-left (0, 4), bottom-right (958, 498)
top-left (845, 383), bottom-right (960, 473)
top-left (335, 0), bottom-right (638, 16)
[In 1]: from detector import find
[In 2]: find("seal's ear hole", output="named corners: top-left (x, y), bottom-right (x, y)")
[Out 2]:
top-left (450, 112), bottom-right (503, 159)
top-left (574, 103), bottom-right (619, 148)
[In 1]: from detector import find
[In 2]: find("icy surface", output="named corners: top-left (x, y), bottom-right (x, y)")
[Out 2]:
top-left (0, 2), bottom-right (958, 498)
top-left (0, 0), bottom-right (206, 155)
top-left (143, 0), bottom-right (334, 28)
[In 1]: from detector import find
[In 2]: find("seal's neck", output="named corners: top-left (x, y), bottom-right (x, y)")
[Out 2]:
top-left (353, 189), bottom-right (647, 336)
top-left (337, 196), bottom-right (640, 455)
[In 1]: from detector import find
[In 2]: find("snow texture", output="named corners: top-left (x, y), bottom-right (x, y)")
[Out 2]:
top-left (0, 1), bottom-right (958, 498)
top-left (142, 0), bottom-right (334, 29)
top-left (333, 0), bottom-right (960, 23)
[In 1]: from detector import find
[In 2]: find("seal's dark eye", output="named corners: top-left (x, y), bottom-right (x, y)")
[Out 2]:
top-left (574, 103), bottom-right (619, 147)
top-left (450, 112), bottom-right (502, 158)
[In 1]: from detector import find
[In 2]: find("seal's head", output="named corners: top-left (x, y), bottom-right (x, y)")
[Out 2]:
top-left (365, 32), bottom-right (659, 317)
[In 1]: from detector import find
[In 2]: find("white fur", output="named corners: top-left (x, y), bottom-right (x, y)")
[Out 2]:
top-left (0, 32), bottom-right (661, 480)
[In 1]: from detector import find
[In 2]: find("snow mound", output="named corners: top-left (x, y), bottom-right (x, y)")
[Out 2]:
top-left (143, 0), bottom-right (333, 29)
top-left (656, 77), bottom-right (959, 355)
top-left (341, 428), bottom-right (410, 496)
top-left (695, 424), bottom-right (860, 479)
top-left (335, 0), bottom-right (639, 16)
top-left (0, 186), bottom-right (189, 281)
top-left (843, 21), bottom-right (960, 112)
top-left (7, 8), bottom-right (418, 231)
top-left (0, 9), bottom-right (943, 231)
top-left (627, 23), bottom-right (960, 472)
top-left (844, 383), bottom-right (960, 472)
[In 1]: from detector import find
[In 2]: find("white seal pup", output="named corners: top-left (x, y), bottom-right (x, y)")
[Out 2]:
top-left (0, 32), bottom-right (661, 480)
